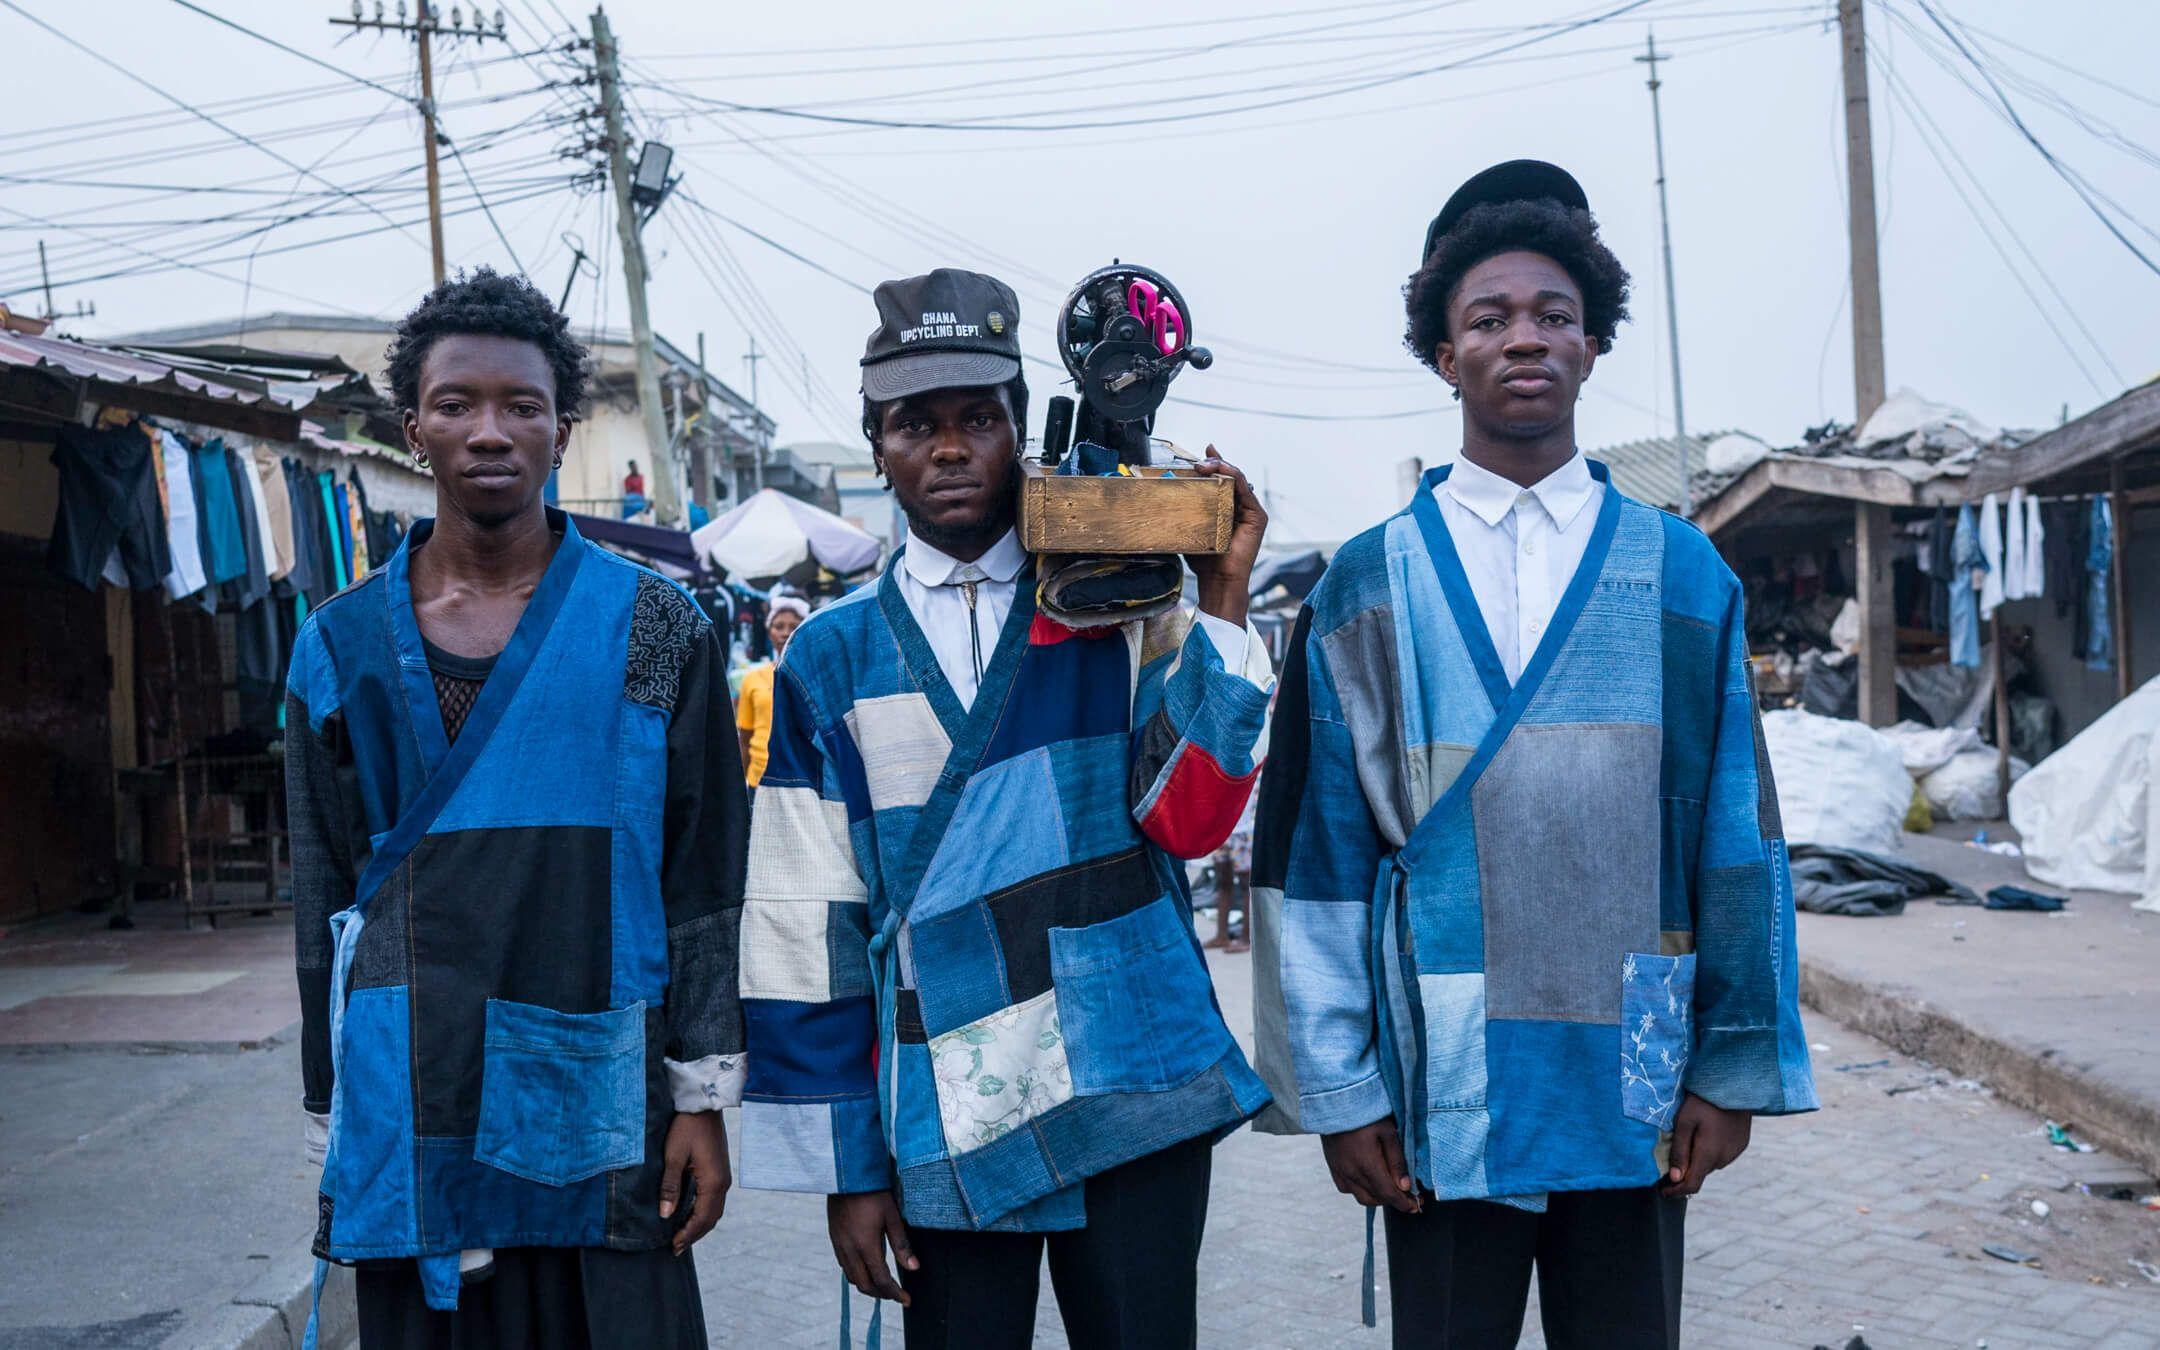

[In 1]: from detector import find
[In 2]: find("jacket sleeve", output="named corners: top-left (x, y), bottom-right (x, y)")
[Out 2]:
top-left (660, 622), bottom-right (751, 1113)
top-left (1128, 608), bottom-right (1277, 859)
top-left (285, 623), bottom-right (353, 1158)
top-left (1249, 604), bottom-right (1395, 1136)
top-left (1685, 585), bottom-right (1819, 1116)
top-left (737, 660), bottom-right (890, 1193)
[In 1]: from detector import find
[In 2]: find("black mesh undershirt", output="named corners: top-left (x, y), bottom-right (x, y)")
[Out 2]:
top-left (421, 635), bottom-right (498, 744)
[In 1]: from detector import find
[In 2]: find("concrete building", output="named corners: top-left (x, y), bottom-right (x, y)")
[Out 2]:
top-left (117, 313), bottom-right (775, 521)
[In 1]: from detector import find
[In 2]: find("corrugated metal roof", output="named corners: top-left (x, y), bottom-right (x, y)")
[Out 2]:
top-left (1590, 432), bottom-right (1721, 512)
top-left (0, 330), bottom-right (357, 413)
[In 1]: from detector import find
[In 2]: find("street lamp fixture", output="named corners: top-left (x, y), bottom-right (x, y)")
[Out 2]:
top-left (631, 141), bottom-right (676, 222)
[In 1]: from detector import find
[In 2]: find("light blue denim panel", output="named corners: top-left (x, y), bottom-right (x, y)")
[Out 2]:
top-left (1423, 1105), bottom-right (1492, 1199)
top-left (329, 985), bottom-right (418, 1255)
top-left (1620, 952), bottom-right (1695, 1130)
top-left (473, 999), bottom-right (645, 1188)
top-left (1381, 513), bottom-right (1497, 754)
top-left (1524, 505), bottom-right (1666, 729)
top-left (1416, 972), bottom-right (1488, 1111)
top-left (912, 746), bottom-right (1069, 922)
top-left (738, 1099), bottom-right (841, 1192)
top-left (1404, 798), bottom-right (1484, 975)
top-left (1474, 723), bottom-right (1662, 1023)
top-left (1049, 733), bottom-right (1144, 864)
top-left (1319, 604), bottom-right (1417, 847)
top-left (432, 559), bottom-right (634, 832)
top-left (1049, 893), bottom-right (1228, 1095)
top-left (1276, 895), bottom-right (1381, 1120)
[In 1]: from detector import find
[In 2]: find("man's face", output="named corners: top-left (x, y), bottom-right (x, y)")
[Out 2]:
top-left (767, 608), bottom-right (801, 658)
top-left (405, 333), bottom-right (568, 527)
top-left (1435, 250), bottom-right (1595, 441)
top-left (873, 385), bottom-right (1019, 549)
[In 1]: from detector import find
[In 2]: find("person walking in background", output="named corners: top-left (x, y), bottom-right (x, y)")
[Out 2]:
top-left (735, 593), bottom-right (808, 794)
top-left (622, 458), bottom-right (648, 518)
top-left (1251, 162), bottom-right (1816, 1349)
top-left (287, 269), bottom-right (747, 1348)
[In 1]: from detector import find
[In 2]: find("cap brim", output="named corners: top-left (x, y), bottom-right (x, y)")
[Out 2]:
top-left (860, 350), bottom-right (1021, 401)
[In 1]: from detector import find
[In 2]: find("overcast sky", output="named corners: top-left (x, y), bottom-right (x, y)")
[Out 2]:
top-left (7, 0), bottom-right (2158, 544)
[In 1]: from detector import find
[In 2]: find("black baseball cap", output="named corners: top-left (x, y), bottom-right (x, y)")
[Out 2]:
top-left (860, 267), bottom-right (1022, 401)
top-left (1421, 159), bottom-right (1590, 265)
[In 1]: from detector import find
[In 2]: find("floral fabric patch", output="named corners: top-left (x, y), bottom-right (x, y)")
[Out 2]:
top-left (927, 990), bottom-right (1074, 1155)
top-left (1620, 951), bottom-right (1695, 1131)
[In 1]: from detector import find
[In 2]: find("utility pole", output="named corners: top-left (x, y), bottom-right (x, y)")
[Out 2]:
top-left (743, 336), bottom-right (766, 491)
top-left (591, 6), bottom-right (682, 525)
top-left (37, 240), bottom-right (54, 320)
top-left (691, 332), bottom-right (713, 516)
top-left (331, 3), bottom-right (506, 287)
top-left (1839, 0), bottom-right (1896, 725)
top-left (1635, 31), bottom-right (1690, 514)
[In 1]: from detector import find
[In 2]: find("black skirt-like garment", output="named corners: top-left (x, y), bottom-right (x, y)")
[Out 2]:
top-left (355, 1245), bottom-right (707, 1350)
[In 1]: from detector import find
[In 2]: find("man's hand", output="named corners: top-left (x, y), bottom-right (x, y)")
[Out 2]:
top-left (659, 1110), bottom-right (731, 1254)
top-left (1321, 1118), bottom-right (1420, 1214)
top-left (828, 1190), bottom-right (917, 1305)
top-left (1659, 1094), bottom-right (1752, 1197)
top-left (1186, 447), bottom-right (1269, 628)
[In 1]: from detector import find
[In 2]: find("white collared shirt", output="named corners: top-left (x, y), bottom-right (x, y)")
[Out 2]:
top-left (895, 526), bottom-right (1253, 709)
top-left (1432, 450), bottom-right (1604, 682)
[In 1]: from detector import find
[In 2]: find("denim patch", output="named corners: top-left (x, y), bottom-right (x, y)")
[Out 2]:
top-left (1620, 952), bottom-right (1695, 1130)
top-left (329, 985), bottom-right (418, 1254)
top-left (1049, 894), bottom-right (1229, 1095)
top-left (472, 999), bottom-right (645, 1188)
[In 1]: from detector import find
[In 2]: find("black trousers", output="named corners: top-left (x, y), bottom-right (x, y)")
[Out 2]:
top-left (899, 1133), bottom-right (1214, 1350)
top-left (355, 1245), bottom-right (706, 1350)
top-left (1382, 1187), bottom-right (1684, 1349)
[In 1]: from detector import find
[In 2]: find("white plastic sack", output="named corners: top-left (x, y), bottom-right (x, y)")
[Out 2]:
top-left (1760, 709), bottom-right (1913, 854)
top-left (2008, 676), bottom-right (2160, 904)
top-left (1879, 721), bottom-right (1983, 777)
top-left (1920, 749), bottom-right (2028, 822)
top-left (1703, 432), bottom-right (1771, 477)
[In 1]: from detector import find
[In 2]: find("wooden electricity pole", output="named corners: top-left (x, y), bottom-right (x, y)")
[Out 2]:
top-left (331, 2), bottom-right (506, 287)
top-left (1840, 0), bottom-right (1897, 726)
top-left (591, 6), bottom-right (681, 525)
top-left (1636, 31), bottom-right (1690, 513)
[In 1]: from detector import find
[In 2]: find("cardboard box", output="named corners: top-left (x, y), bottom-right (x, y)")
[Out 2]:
top-left (1018, 460), bottom-right (1234, 556)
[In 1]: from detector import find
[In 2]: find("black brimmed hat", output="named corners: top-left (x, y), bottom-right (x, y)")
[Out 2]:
top-left (860, 267), bottom-right (1023, 401)
top-left (1421, 159), bottom-right (1589, 265)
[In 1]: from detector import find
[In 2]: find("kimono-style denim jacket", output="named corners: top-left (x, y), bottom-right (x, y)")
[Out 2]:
top-left (287, 512), bottom-right (747, 1310)
top-left (1252, 465), bottom-right (1817, 1202)
top-left (738, 553), bottom-right (1275, 1232)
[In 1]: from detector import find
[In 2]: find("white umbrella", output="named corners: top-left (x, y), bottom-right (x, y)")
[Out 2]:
top-left (690, 488), bottom-right (882, 579)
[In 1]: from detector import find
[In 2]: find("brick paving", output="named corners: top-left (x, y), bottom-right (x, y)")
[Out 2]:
top-left (699, 946), bottom-right (2160, 1349)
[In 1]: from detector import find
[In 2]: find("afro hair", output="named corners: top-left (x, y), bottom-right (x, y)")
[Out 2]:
top-left (1403, 198), bottom-right (1631, 373)
top-left (385, 266), bottom-right (590, 416)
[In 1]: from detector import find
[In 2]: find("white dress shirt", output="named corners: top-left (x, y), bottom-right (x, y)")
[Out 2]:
top-left (1432, 450), bottom-right (1605, 682)
top-left (897, 526), bottom-right (1253, 709)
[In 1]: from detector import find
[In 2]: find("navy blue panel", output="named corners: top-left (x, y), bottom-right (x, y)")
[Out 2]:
top-left (743, 995), bottom-right (878, 1099)
top-left (980, 635), bottom-right (1132, 771)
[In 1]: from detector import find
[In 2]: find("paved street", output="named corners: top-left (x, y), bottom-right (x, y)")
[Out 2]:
top-left (701, 946), bottom-right (2160, 1349)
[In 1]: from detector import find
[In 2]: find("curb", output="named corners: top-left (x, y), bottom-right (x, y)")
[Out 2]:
top-left (1800, 954), bottom-right (2160, 1179)
top-left (161, 1251), bottom-right (355, 1350)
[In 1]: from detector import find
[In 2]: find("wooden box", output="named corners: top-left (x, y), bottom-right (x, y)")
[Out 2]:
top-left (1018, 460), bottom-right (1234, 555)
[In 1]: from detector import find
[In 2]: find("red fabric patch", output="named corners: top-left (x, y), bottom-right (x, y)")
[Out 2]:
top-left (1138, 744), bottom-right (1261, 859)
top-left (1028, 612), bottom-right (1120, 646)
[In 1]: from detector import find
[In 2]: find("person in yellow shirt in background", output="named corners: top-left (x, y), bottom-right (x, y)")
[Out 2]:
top-left (736, 594), bottom-right (809, 794)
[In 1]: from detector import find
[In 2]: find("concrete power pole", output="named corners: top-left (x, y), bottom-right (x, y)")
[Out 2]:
top-left (1839, 0), bottom-right (1897, 726)
top-left (592, 6), bottom-right (682, 526)
top-left (743, 337), bottom-right (766, 491)
top-left (1636, 31), bottom-right (1690, 514)
top-left (691, 332), bottom-right (712, 516)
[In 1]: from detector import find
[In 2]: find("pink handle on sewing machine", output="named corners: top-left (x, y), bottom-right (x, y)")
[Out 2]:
top-left (1126, 279), bottom-right (1185, 357)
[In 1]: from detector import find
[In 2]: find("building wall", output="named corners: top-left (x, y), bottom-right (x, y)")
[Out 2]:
top-left (2015, 500), bottom-right (2160, 744)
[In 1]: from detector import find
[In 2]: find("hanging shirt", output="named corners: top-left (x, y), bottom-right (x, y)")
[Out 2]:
top-left (2022, 492), bottom-right (2047, 599)
top-left (895, 526), bottom-right (1251, 710)
top-left (2087, 496), bottom-right (2114, 672)
top-left (1430, 449), bottom-right (1605, 682)
top-left (252, 448), bottom-right (296, 582)
top-left (159, 430), bottom-right (209, 600)
top-left (1950, 504), bottom-right (1984, 669)
top-left (1978, 492), bottom-right (2005, 618)
top-left (194, 438), bottom-right (249, 586)
top-left (2003, 487), bottom-right (2029, 601)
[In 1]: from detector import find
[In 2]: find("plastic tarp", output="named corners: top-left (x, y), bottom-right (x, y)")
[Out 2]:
top-left (689, 488), bottom-right (881, 581)
top-left (2009, 676), bottom-right (2160, 908)
top-left (1761, 709), bottom-right (1914, 855)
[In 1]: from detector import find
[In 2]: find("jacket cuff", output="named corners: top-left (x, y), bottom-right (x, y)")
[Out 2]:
top-left (303, 1109), bottom-right (330, 1168)
top-left (1297, 1072), bottom-right (1395, 1136)
top-left (666, 1053), bottom-right (746, 1113)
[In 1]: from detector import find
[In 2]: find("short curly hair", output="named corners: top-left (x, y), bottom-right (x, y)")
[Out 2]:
top-left (385, 266), bottom-right (590, 415)
top-left (1404, 199), bottom-right (1631, 372)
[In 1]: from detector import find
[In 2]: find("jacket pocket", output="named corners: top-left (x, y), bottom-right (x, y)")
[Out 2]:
top-left (473, 999), bottom-right (647, 1187)
top-left (1620, 953), bottom-right (1695, 1130)
top-left (1050, 894), bottom-right (1231, 1095)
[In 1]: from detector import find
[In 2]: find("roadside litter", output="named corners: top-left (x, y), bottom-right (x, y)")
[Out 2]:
top-left (1984, 884), bottom-right (2068, 912)
top-left (1786, 842), bottom-right (1981, 916)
